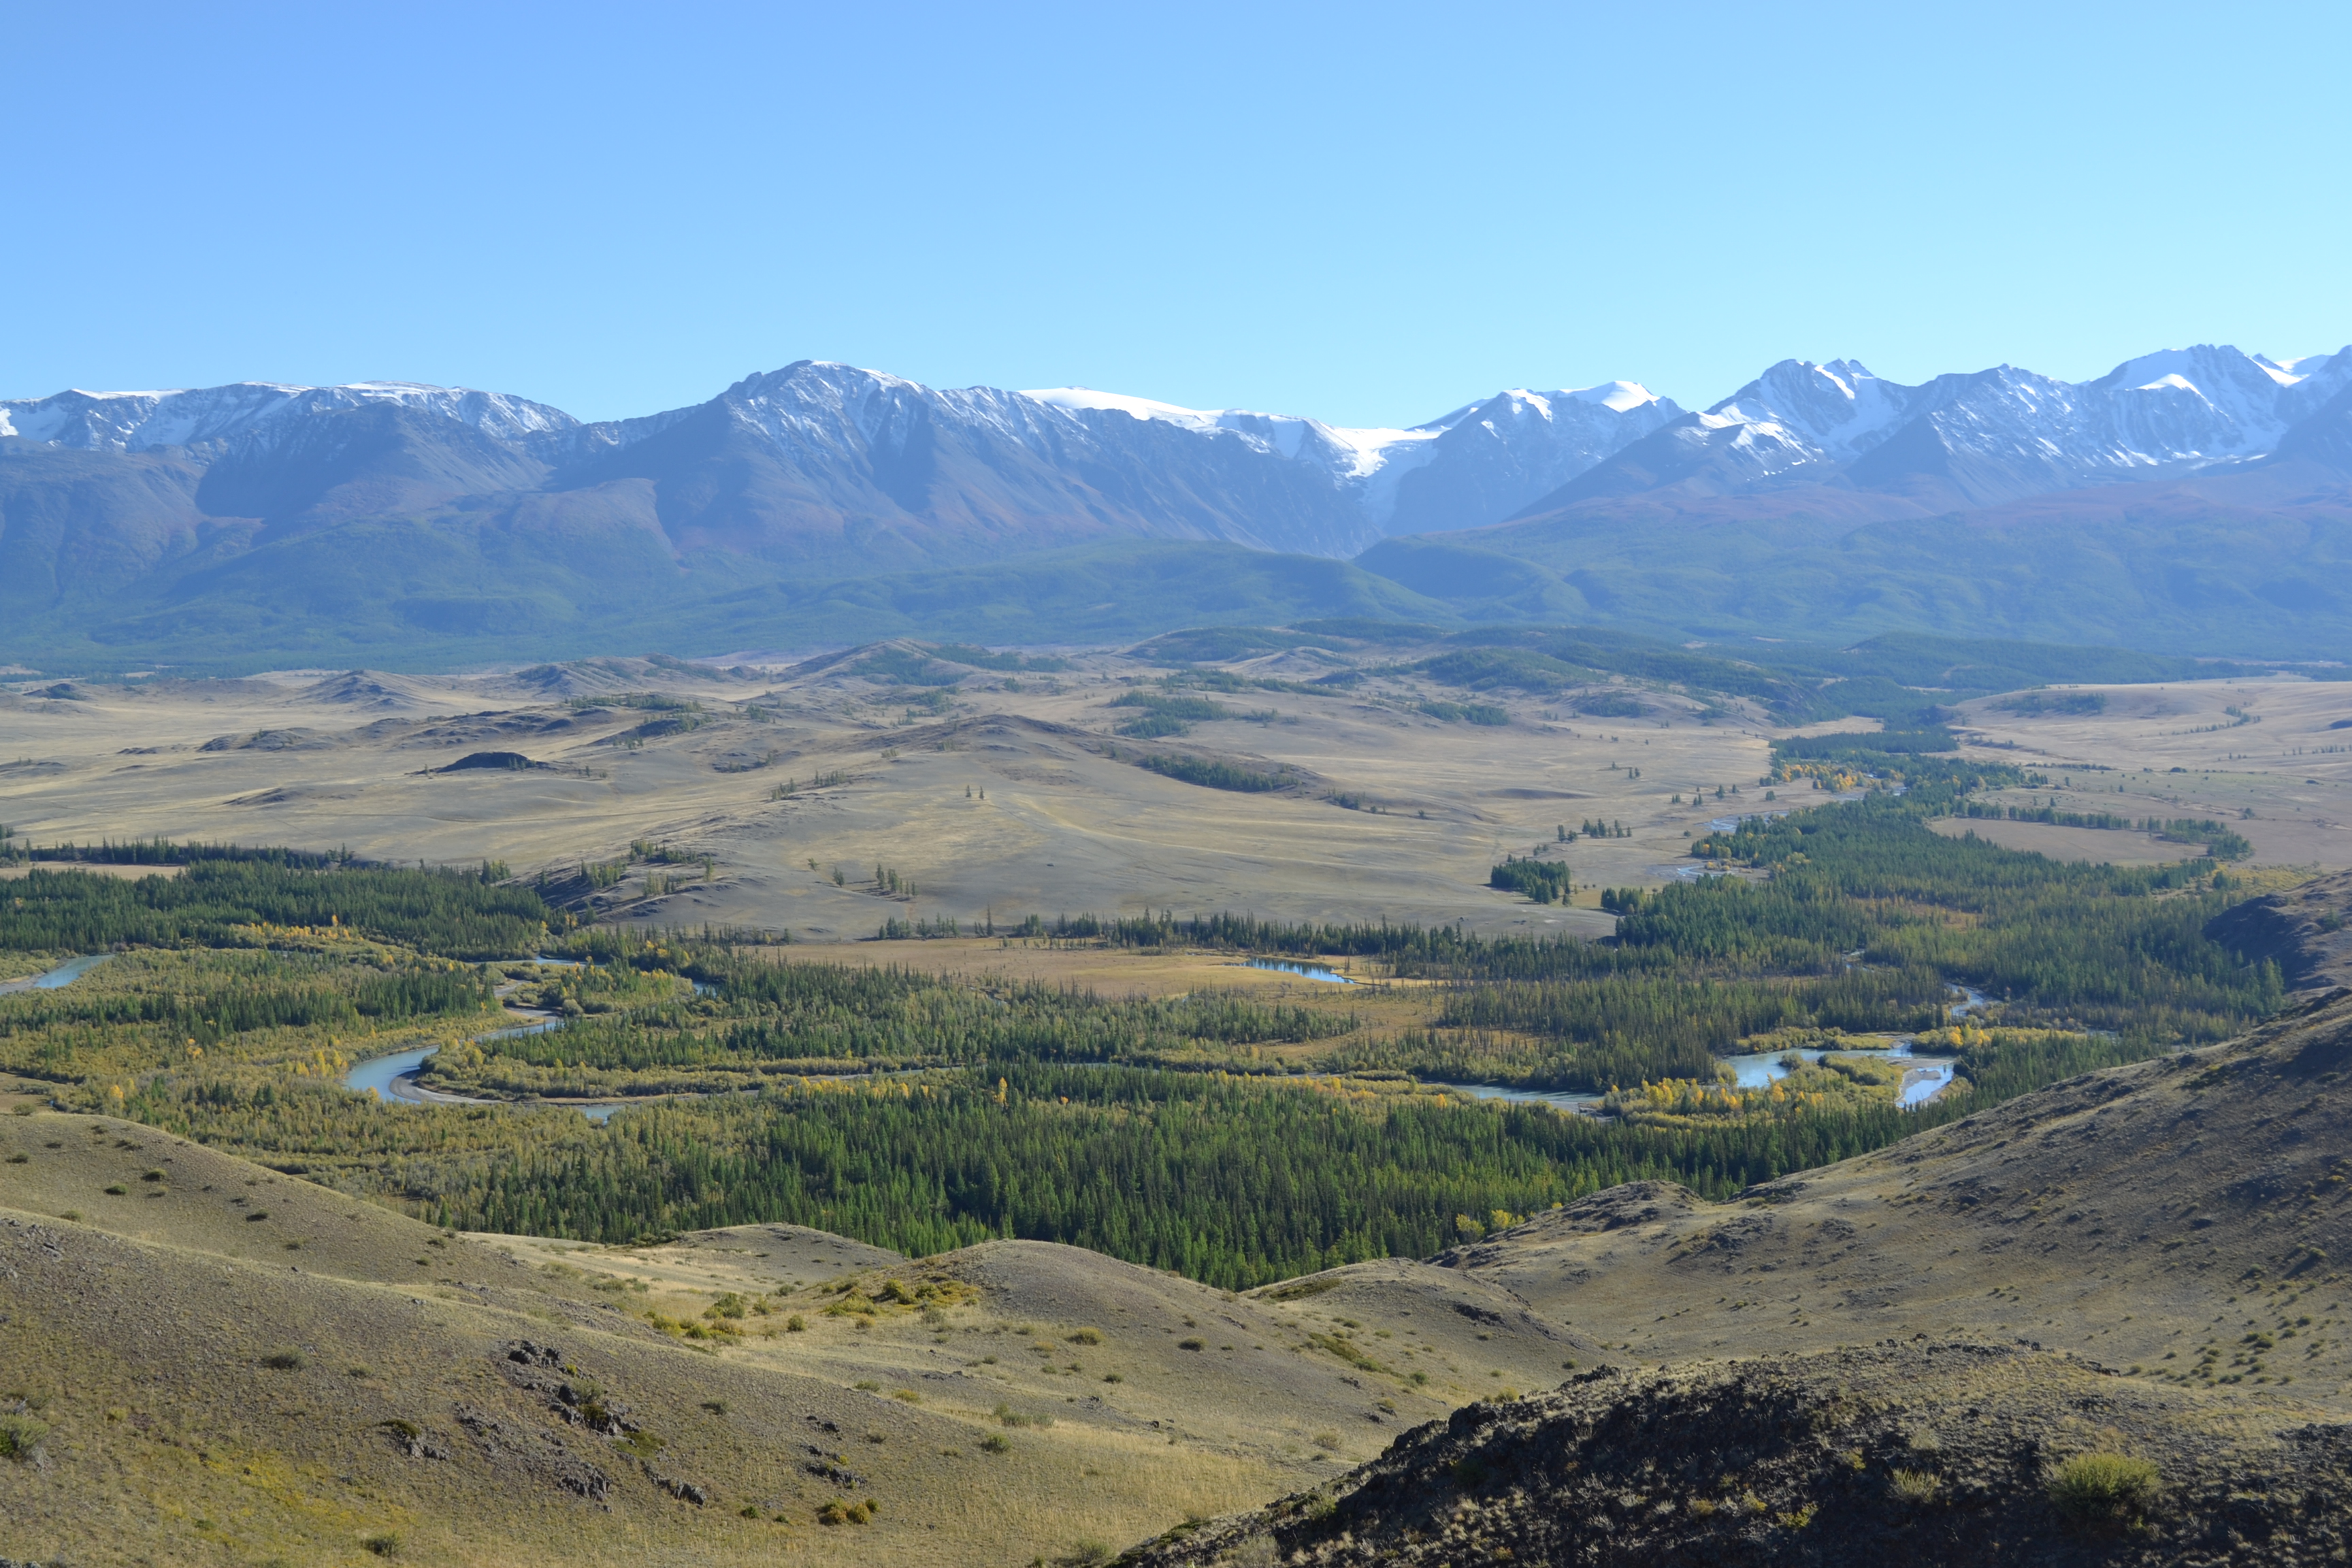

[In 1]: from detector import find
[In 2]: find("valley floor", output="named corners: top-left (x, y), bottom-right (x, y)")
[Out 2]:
top-left (11, 991), bottom-right (2352, 1564)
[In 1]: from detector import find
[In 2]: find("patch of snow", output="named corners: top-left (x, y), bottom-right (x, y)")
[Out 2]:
top-left (1567, 380), bottom-right (1662, 413)
top-left (1020, 386), bottom-right (1222, 431)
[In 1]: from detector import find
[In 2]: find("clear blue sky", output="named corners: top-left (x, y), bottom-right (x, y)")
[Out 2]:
top-left (6, 1), bottom-right (2347, 427)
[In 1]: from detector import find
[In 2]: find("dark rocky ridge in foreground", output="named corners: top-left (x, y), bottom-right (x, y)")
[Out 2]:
top-left (1124, 1341), bottom-right (2351, 1567)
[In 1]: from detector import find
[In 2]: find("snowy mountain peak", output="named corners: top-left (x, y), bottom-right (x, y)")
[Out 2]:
top-left (1707, 358), bottom-right (1912, 463)
top-left (0, 380), bottom-right (576, 453)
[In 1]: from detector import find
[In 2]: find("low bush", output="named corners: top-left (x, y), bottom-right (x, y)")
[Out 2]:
top-left (2048, 1452), bottom-right (2159, 1523)
top-left (0, 1412), bottom-right (50, 1461)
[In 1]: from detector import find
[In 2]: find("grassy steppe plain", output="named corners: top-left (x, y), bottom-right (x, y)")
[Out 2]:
top-left (5, 648), bottom-right (2343, 943)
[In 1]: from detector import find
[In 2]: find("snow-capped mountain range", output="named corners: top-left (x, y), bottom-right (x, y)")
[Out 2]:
top-left (1586, 344), bottom-right (2352, 512)
top-left (0, 380), bottom-right (574, 453)
top-left (3, 344), bottom-right (2349, 572)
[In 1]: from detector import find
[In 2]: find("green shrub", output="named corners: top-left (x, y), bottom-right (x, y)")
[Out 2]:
top-left (1889, 1468), bottom-right (1942, 1504)
top-left (0, 1413), bottom-right (50, 1462)
top-left (261, 1350), bottom-right (306, 1370)
top-left (979, 1434), bottom-right (1011, 1453)
top-left (2047, 1452), bottom-right (2159, 1522)
top-left (363, 1531), bottom-right (401, 1556)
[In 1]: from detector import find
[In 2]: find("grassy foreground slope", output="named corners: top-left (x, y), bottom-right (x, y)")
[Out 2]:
top-left (0, 1107), bottom-right (1596, 1567)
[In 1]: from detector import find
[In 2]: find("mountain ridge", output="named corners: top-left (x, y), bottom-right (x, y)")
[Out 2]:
top-left (7, 344), bottom-right (2352, 669)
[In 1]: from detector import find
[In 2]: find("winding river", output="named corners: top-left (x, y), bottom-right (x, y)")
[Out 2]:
top-left (329, 964), bottom-right (1982, 1124)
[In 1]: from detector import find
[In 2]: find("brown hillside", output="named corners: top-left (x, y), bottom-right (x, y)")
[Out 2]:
top-left (1394, 991), bottom-right (2352, 1393)
top-left (1124, 994), bottom-right (2352, 1565)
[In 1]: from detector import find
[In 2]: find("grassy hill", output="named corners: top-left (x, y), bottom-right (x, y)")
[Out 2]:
top-left (1134, 990), bottom-right (2352, 1565)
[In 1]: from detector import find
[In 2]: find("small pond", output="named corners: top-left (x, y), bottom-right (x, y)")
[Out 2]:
top-left (1243, 959), bottom-right (1356, 984)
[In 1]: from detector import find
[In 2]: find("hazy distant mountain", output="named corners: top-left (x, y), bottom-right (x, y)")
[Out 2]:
top-left (4, 344), bottom-right (2351, 670)
top-left (0, 362), bottom-right (1684, 576)
top-left (0, 380), bottom-right (574, 453)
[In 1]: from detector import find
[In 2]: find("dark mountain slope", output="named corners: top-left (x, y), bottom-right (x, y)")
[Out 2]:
top-left (0, 441), bottom-right (214, 605)
top-left (547, 363), bottom-right (1374, 570)
top-left (1380, 457), bottom-right (2352, 655)
top-left (192, 402), bottom-right (549, 525)
top-left (2206, 870), bottom-right (2352, 996)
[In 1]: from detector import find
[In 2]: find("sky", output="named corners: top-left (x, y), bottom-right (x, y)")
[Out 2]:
top-left (5, 2), bottom-right (2348, 429)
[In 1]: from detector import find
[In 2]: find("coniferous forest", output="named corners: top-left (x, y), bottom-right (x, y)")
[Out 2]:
top-left (0, 765), bottom-right (2296, 1285)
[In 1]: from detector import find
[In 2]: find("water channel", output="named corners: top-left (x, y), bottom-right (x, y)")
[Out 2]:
top-left (0, 954), bottom-right (112, 994)
top-left (1426, 984), bottom-right (1981, 1116)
